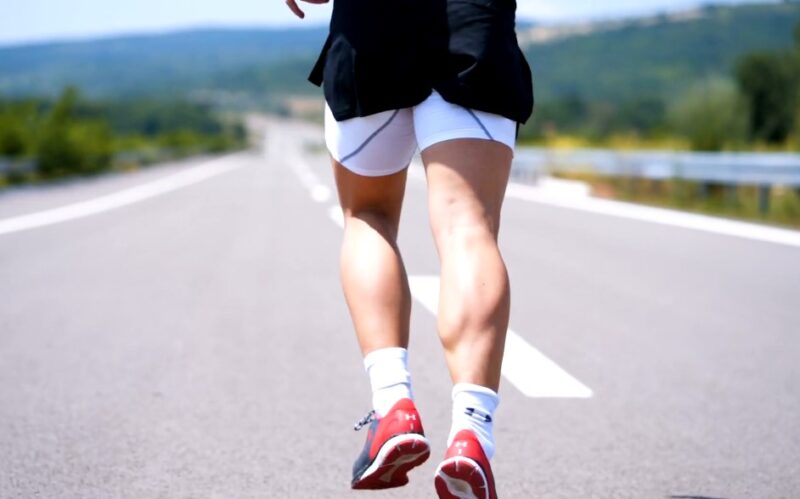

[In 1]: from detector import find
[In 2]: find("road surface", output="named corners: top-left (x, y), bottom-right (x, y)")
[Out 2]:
top-left (1, 117), bottom-right (799, 498)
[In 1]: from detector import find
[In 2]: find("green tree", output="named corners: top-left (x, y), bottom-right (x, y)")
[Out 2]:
top-left (0, 100), bottom-right (37, 158)
top-left (795, 20), bottom-right (800, 47)
top-left (0, 119), bottom-right (27, 157)
top-left (735, 51), bottom-right (798, 143)
top-left (669, 78), bottom-right (747, 151)
top-left (36, 87), bottom-right (112, 178)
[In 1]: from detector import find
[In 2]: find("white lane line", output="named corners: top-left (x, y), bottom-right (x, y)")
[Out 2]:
top-left (311, 185), bottom-right (332, 203)
top-left (505, 182), bottom-right (800, 248)
top-left (328, 205), bottom-right (344, 228)
top-left (281, 137), bottom-right (330, 201)
top-left (408, 275), bottom-right (593, 399)
top-left (0, 154), bottom-right (247, 236)
top-left (277, 133), bottom-right (344, 227)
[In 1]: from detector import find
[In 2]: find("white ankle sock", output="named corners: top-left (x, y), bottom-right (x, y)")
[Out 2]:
top-left (363, 347), bottom-right (413, 417)
top-left (448, 383), bottom-right (499, 460)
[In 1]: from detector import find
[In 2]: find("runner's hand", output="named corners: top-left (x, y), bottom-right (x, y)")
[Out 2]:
top-left (286, 0), bottom-right (328, 19)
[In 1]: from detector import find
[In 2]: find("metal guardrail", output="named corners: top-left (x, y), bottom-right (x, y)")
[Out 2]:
top-left (0, 158), bottom-right (36, 176)
top-left (513, 147), bottom-right (800, 187)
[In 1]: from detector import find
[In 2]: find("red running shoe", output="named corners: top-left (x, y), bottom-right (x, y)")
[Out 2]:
top-left (351, 398), bottom-right (430, 490)
top-left (434, 429), bottom-right (497, 499)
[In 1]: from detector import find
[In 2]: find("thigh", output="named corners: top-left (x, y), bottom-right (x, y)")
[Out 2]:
top-left (421, 139), bottom-right (513, 242)
top-left (333, 158), bottom-right (409, 232)
top-left (325, 104), bottom-right (416, 178)
top-left (414, 91), bottom-right (515, 239)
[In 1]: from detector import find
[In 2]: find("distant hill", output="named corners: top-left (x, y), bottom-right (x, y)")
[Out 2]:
top-left (0, 27), bottom-right (327, 98)
top-left (522, 2), bottom-right (800, 102)
top-left (0, 2), bottom-right (799, 105)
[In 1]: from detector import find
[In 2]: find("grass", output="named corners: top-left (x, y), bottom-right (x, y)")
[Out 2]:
top-left (519, 133), bottom-right (800, 152)
top-left (554, 171), bottom-right (800, 229)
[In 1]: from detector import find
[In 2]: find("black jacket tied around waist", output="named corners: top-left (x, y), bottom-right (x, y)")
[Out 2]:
top-left (308, 0), bottom-right (534, 124)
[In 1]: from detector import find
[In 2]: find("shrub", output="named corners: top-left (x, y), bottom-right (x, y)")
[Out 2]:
top-left (669, 77), bottom-right (747, 151)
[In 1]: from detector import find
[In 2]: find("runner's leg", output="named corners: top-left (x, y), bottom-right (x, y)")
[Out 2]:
top-left (422, 137), bottom-right (510, 499)
top-left (331, 150), bottom-right (430, 491)
top-left (422, 138), bottom-right (512, 392)
top-left (332, 161), bottom-right (411, 355)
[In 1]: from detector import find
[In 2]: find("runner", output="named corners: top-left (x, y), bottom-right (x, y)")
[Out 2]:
top-left (287, 1), bottom-right (534, 497)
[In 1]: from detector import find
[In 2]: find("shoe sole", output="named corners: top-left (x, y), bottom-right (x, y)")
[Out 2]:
top-left (434, 456), bottom-right (491, 499)
top-left (352, 433), bottom-right (431, 490)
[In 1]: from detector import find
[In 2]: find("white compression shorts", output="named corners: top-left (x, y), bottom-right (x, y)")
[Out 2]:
top-left (324, 90), bottom-right (516, 177)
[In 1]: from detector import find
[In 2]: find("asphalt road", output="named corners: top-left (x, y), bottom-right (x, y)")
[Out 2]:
top-left (1, 117), bottom-right (799, 498)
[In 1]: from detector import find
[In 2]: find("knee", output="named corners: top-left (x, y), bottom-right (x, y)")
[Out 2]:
top-left (430, 189), bottom-right (501, 236)
top-left (431, 203), bottom-right (499, 251)
top-left (434, 222), bottom-right (500, 263)
top-left (345, 207), bottom-right (398, 240)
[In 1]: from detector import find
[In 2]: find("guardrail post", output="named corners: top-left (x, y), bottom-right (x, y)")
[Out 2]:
top-left (757, 185), bottom-right (771, 217)
top-left (697, 182), bottom-right (709, 202)
top-left (724, 184), bottom-right (738, 209)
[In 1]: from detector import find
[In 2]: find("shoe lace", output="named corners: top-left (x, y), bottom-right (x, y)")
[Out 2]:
top-left (353, 410), bottom-right (376, 431)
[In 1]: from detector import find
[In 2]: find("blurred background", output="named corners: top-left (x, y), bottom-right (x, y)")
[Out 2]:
top-left (2, 0), bottom-right (800, 226)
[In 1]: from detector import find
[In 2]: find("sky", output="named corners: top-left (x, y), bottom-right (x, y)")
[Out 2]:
top-left (0, 0), bottom-right (776, 46)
